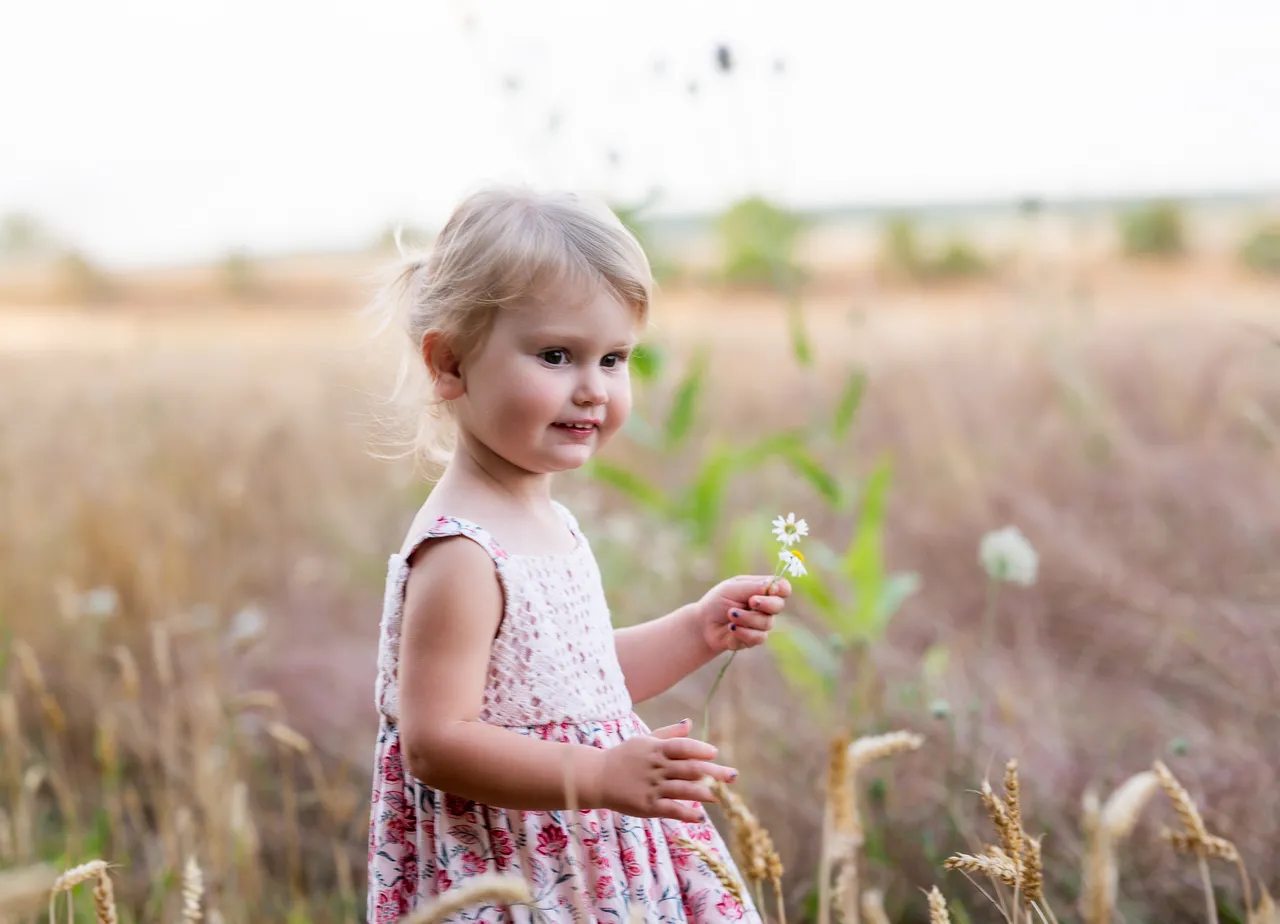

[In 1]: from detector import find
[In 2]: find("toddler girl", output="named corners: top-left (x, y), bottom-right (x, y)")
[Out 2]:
top-left (366, 186), bottom-right (790, 922)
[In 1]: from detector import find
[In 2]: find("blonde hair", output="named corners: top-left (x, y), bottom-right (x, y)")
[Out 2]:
top-left (366, 184), bottom-right (653, 471)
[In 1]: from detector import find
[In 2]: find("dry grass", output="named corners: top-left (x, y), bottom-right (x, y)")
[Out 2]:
top-left (2, 257), bottom-right (1279, 921)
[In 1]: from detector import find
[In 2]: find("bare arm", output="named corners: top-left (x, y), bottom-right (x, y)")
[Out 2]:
top-left (613, 604), bottom-right (719, 705)
top-left (397, 537), bottom-right (607, 811)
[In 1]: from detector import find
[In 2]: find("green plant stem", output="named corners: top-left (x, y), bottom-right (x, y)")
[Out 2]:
top-left (980, 576), bottom-right (1001, 660)
top-left (701, 649), bottom-right (739, 739)
top-left (700, 558), bottom-right (791, 738)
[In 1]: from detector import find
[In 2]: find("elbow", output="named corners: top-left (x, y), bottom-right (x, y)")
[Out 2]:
top-left (401, 728), bottom-right (446, 788)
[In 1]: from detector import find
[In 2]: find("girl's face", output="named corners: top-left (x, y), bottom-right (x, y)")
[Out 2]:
top-left (450, 284), bottom-right (641, 476)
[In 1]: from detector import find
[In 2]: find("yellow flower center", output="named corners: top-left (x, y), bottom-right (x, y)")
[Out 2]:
top-left (790, 550), bottom-right (804, 562)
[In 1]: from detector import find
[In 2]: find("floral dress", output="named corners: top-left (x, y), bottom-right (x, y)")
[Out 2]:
top-left (367, 503), bottom-right (761, 923)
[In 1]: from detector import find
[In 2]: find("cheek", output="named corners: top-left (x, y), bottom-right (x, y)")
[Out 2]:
top-left (605, 377), bottom-right (632, 429)
top-left (502, 364), bottom-right (564, 417)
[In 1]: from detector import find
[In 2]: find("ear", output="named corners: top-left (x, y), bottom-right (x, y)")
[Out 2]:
top-left (422, 331), bottom-right (465, 401)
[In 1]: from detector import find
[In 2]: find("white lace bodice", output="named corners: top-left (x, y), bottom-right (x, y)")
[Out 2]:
top-left (374, 502), bottom-right (634, 727)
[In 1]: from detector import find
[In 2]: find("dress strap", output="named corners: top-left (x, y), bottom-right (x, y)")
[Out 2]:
top-left (375, 516), bottom-right (509, 723)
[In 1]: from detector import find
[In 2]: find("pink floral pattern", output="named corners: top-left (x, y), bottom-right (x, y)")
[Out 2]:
top-left (368, 511), bottom-right (761, 922)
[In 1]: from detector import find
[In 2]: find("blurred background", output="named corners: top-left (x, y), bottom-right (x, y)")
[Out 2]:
top-left (2, 1), bottom-right (1279, 921)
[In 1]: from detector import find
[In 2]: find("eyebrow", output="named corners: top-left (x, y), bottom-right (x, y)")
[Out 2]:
top-left (529, 330), bottom-right (637, 350)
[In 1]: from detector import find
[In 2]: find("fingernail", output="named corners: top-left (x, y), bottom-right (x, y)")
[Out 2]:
top-left (729, 609), bottom-right (738, 618)
top-left (729, 770), bottom-right (739, 781)
top-left (681, 718), bottom-right (690, 726)
top-left (729, 625), bottom-right (736, 631)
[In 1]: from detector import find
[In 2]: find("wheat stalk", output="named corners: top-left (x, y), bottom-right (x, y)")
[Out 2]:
top-left (1249, 887), bottom-right (1277, 924)
top-left (1081, 772), bottom-right (1162, 924)
top-left (928, 886), bottom-right (953, 924)
top-left (1152, 761), bottom-right (1224, 924)
top-left (943, 852), bottom-right (1019, 887)
top-left (829, 731), bottom-right (855, 837)
top-left (981, 779), bottom-right (1019, 861)
top-left (1021, 835), bottom-right (1044, 905)
top-left (1101, 770), bottom-right (1160, 840)
top-left (0, 863), bottom-right (58, 916)
top-left (93, 870), bottom-right (119, 924)
top-left (673, 834), bottom-right (748, 908)
top-left (49, 860), bottom-right (111, 923)
top-left (183, 855), bottom-right (204, 922)
top-left (1164, 830), bottom-right (1240, 862)
top-left (1003, 760), bottom-right (1024, 861)
top-left (1152, 761), bottom-right (1208, 844)
top-left (395, 874), bottom-right (533, 923)
top-left (860, 888), bottom-right (891, 924)
top-left (847, 731), bottom-right (925, 772)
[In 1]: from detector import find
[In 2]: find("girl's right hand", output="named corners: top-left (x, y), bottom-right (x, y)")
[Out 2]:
top-left (598, 718), bottom-right (737, 823)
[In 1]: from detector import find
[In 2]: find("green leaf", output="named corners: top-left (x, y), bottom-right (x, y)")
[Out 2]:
top-left (769, 621), bottom-right (837, 712)
top-left (738, 427), bottom-right (807, 465)
top-left (870, 570), bottom-right (921, 636)
top-left (778, 443), bottom-right (843, 509)
top-left (664, 347), bottom-right (709, 449)
top-left (786, 292), bottom-right (813, 367)
top-left (921, 642), bottom-right (950, 684)
top-left (621, 411), bottom-right (662, 450)
top-left (679, 446), bottom-right (739, 547)
top-left (842, 458), bottom-right (893, 641)
top-left (718, 515), bottom-right (760, 577)
top-left (792, 561), bottom-right (841, 627)
top-left (630, 341), bottom-right (664, 382)
top-left (832, 368), bottom-right (867, 440)
top-left (582, 459), bottom-right (669, 514)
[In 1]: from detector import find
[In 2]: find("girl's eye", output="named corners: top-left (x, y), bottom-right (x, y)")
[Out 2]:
top-left (540, 349), bottom-right (568, 366)
top-left (601, 352), bottom-right (629, 369)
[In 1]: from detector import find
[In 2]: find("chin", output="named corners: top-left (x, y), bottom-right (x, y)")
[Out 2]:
top-left (543, 446), bottom-right (595, 472)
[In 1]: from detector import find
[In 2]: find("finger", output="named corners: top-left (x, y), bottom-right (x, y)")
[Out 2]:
top-left (728, 626), bottom-right (770, 648)
top-left (745, 593), bottom-right (786, 615)
top-left (650, 718), bottom-right (692, 740)
top-left (653, 799), bottom-right (707, 825)
top-left (659, 779), bottom-right (718, 804)
top-left (664, 760), bottom-right (738, 783)
top-left (730, 609), bottom-right (775, 632)
top-left (722, 575), bottom-right (778, 599)
top-left (763, 578), bottom-right (792, 597)
top-left (660, 736), bottom-right (719, 762)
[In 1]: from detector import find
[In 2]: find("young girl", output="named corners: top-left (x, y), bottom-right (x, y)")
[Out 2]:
top-left (366, 186), bottom-right (791, 923)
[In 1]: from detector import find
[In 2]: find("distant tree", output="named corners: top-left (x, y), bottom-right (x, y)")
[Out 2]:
top-left (1119, 201), bottom-right (1186, 258)
top-left (56, 249), bottom-right (112, 304)
top-left (715, 195), bottom-right (805, 287)
top-left (220, 248), bottom-right (257, 298)
top-left (0, 212), bottom-right (57, 257)
top-left (1239, 221), bottom-right (1280, 275)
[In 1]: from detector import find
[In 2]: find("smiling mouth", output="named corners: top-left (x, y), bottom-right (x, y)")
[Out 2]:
top-left (553, 422), bottom-right (599, 433)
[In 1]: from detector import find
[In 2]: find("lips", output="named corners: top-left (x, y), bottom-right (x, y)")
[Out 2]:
top-left (552, 421), bottom-right (599, 435)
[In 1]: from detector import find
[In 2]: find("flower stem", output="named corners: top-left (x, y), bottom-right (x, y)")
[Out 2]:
top-left (701, 649), bottom-right (738, 738)
top-left (700, 560), bottom-right (789, 738)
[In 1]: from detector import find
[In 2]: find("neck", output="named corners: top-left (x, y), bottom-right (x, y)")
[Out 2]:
top-left (444, 429), bottom-right (555, 507)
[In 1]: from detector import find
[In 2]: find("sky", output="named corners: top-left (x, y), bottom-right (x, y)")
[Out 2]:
top-left (3, 0), bottom-right (1280, 269)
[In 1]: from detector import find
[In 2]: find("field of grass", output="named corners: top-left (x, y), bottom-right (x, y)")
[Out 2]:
top-left (1, 242), bottom-right (1279, 922)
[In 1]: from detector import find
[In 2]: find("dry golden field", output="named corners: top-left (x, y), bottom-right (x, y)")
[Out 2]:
top-left (2, 239), bottom-right (1280, 922)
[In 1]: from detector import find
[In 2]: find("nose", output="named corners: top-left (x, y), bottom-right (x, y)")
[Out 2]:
top-left (573, 367), bottom-right (608, 407)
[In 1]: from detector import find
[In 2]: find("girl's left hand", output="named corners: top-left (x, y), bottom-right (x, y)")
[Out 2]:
top-left (695, 575), bottom-right (791, 654)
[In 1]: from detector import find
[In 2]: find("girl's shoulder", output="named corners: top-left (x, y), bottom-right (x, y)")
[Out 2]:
top-left (397, 496), bottom-right (582, 562)
top-left (398, 510), bottom-right (509, 564)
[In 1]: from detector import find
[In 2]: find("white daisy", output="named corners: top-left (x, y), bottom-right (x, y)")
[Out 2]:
top-left (978, 525), bottom-right (1038, 587)
top-left (778, 549), bottom-right (808, 578)
top-left (771, 512), bottom-right (809, 547)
